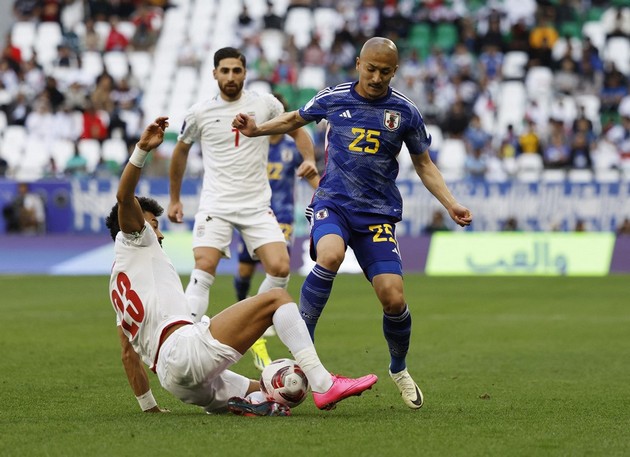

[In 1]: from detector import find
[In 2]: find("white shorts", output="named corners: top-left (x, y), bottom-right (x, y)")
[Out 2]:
top-left (155, 322), bottom-right (250, 413)
top-left (192, 207), bottom-right (286, 259)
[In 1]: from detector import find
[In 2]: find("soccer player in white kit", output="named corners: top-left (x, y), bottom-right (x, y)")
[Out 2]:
top-left (168, 47), bottom-right (318, 370)
top-left (107, 117), bottom-right (377, 415)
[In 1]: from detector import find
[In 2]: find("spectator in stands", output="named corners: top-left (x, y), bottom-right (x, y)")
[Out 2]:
top-left (43, 76), bottom-right (65, 112)
top-left (464, 114), bottom-right (491, 154)
top-left (130, 4), bottom-right (161, 51)
top-left (2, 32), bottom-right (22, 71)
top-left (502, 217), bottom-right (520, 231)
top-left (105, 16), bottom-right (130, 52)
top-left (478, 44), bottom-right (503, 81)
top-left (518, 119), bottom-right (542, 155)
top-left (25, 98), bottom-right (56, 140)
top-left (442, 99), bottom-right (470, 139)
top-left (263, 1), bottom-right (284, 30)
top-left (604, 8), bottom-right (630, 42)
top-left (0, 155), bottom-right (8, 177)
top-left (302, 36), bottom-right (327, 67)
top-left (464, 147), bottom-right (488, 182)
top-left (553, 55), bottom-right (580, 95)
top-left (80, 100), bottom-right (108, 141)
top-left (2, 182), bottom-right (46, 234)
top-left (423, 210), bottom-right (450, 235)
top-left (53, 43), bottom-right (80, 69)
top-left (574, 219), bottom-right (587, 232)
top-left (64, 146), bottom-right (88, 176)
top-left (6, 90), bottom-right (29, 125)
top-left (616, 218), bottom-right (630, 236)
top-left (81, 18), bottom-right (102, 52)
top-left (543, 129), bottom-right (570, 169)
top-left (91, 72), bottom-right (115, 112)
top-left (568, 131), bottom-right (593, 169)
top-left (600, 63), bottom-right (628, 118)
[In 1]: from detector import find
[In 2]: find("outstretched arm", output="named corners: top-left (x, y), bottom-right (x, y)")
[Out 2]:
top-left (232, 110), bottom-right (309, 137)
top-left (411, 152), bottom-right (472, 227)
top-left (118, 327), bottom-right (168, 413)
top-left (287, 128), bottom-right (319, 184)
top-left (117, 117), bottom-right (169, 234)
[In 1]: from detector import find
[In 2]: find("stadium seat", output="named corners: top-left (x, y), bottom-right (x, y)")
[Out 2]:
top-left (497, 81), bottom-right (527, 134)
top-left (103, 52), bottom-right (129, 82)
top-left (581, 21), bottom-right (606, 53)
top-left (260, 29), bottom-right (286, 64)
top-left (247, 80), bottom-right (272, 94)
top-left (594, 168), bottom-right (620, 183)
top-left (51, 139), bottom-right (76, 170)
top-left (436, 138), bottom-right (467, 181)
top-left (425, 124), bottom-right (443, 154)
top-left (11, 21), bottom-right (36, 60)
top-left (77, 139), bottom-right (102, 172)
top-left (433, 23), bottom-right (458, 52)
top-left (81, 51), bottom-right (104, 83)
top-left (604, 37), bottom-right (630, 76)
top-left (516, 153), bottom-right (544, 172)
top-left (297, 66), bottom-right (326, 90)
top-left (284, 7), bottom-right (313, 49)
top-left (313, 7), bottom-right (341, 50)
top-left (541, 169), bottom-right (566, 183)
top-left (567, 169), bottom-right (593, 183)
top-left (525, 66), bottom-right (554, 102)
top-left (406, 23), bottom-right (432, 58)
top-left (116, 21), bottom-right (136, 41)
top-left (501, 51), bottom-right (529, 80)
top-left (101, 138), bottom-right (129, 165)
top-left (128, 51), bottom-right (153, 85)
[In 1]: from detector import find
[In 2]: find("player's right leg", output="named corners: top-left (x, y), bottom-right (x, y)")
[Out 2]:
top-left (209, 289), bottom-right (378, 409)
top-left (186, 213), bottom-right (233, 321)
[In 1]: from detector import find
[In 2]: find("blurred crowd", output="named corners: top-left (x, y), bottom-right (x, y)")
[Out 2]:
top-left (0, 0), bottom-right (629, 182)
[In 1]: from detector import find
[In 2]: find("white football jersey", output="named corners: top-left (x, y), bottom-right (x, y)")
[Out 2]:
top-left (109, 222), bottom-right (192, 370)
top-left (179, 90), bottom-right (284, 214)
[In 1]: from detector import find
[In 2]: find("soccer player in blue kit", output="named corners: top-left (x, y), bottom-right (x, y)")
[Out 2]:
top-left (232, 37), bottom-right (472, 409)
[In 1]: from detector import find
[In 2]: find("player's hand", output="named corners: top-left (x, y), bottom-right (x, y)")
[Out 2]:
top-left (138, 117), bottom-right (169, 151)
top-left (144, 405), bottom-right (170, 413)
top-left (297, 160), bottom-right (318, 180)
top-left (448, 203), bottom-right (472, 227)
top-left (167, 200), bottom-right (184, 223)
top-left (231, 113), bottom-right (258, 137)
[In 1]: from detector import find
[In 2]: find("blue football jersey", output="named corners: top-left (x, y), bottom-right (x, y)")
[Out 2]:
top-left (299, 81), bottom-right (431, 220)
top-left (268, 136), bottom-right (303, 224)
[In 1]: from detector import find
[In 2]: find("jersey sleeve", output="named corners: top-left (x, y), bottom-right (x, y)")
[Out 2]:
top-left (403, 109), bottom-right (432, 155)
top-left (177, 105), bottom-right (200, 144)
top-left (263, 93), bottom-right (285, 120)
top-left (298, 88), bottom-right (329, 123)
top-left (118, 222), bottom-right (156, 248)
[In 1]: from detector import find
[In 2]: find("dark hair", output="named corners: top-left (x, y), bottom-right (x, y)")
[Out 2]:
top-left (272, 92), bottom-right (289, 112)
top-left (213, 47), bottom-right (246, 68)
top-left (105, 196), bottom-right (164, 241)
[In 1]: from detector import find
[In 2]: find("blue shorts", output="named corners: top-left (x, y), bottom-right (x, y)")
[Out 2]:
top-left (308, 203), bottom-right (402, 281)
top-left (237, 223), bottom-right (293, 264)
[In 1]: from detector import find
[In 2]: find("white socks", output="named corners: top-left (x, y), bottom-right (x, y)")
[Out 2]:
top-left (272, 302), bottom-right (333, 393)
top-left (257, 273), bottom-right (290, 294)
top-left (185, 269), bottom-right (214, 322)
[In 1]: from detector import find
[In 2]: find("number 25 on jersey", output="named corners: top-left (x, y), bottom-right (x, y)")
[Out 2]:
top-left (349, 128), bottom-right (381, 154)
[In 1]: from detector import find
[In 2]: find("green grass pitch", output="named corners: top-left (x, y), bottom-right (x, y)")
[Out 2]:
top-left (1, 274), bottom-right (628, 457)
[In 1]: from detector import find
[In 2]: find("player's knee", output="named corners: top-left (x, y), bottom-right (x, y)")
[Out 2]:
top-left (378, 290), bottom-right (405, 314)
top-left (194, 257), bottom-right (218, 275)
top-left (316, 250), bottom-right (344, 271)
top-left (263, 288), bottom-right (292, 310)
top-left (264, 259), bottom-right (290, 277)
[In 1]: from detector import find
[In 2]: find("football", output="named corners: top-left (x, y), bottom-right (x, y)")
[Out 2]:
top-left (260, 358), bottom-right (309, 408)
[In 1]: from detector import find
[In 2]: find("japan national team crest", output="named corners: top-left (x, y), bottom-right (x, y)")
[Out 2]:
top-left (315, 209), bottom-right (329, 220)
top-left (384, 110), bottom-right (401, 131)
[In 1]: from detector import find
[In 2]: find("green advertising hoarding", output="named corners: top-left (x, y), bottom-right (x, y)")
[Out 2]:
top-left (426, 233), bottom-right (615, 276)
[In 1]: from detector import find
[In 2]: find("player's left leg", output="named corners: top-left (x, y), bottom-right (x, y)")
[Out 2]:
top-left (240, 210), bottom-right (290, 369)
top-left (234, 234), bottom-right (258, 301)
top-left (353, 219), bottom-right (424, 410)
